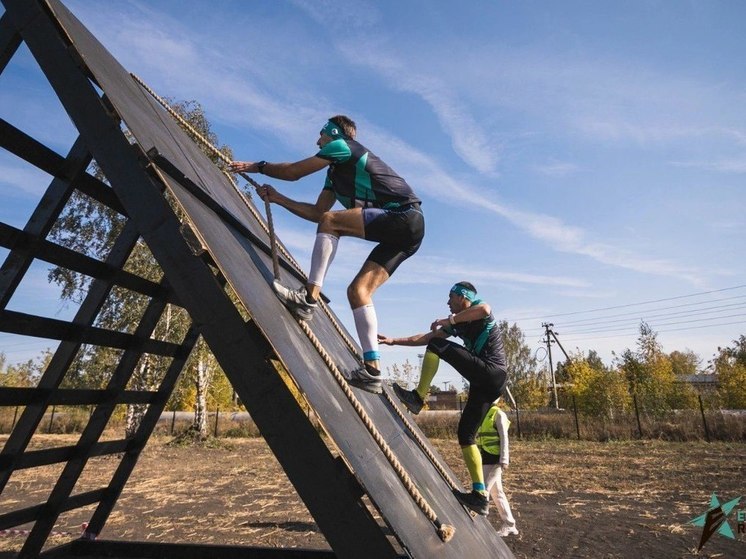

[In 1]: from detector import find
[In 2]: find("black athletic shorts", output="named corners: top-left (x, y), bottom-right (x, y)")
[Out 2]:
top-left (362, 203), bottom-right (424, 275)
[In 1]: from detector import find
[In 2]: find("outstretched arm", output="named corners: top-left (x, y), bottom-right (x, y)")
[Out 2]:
top-left (230, 156), bottom-right (329, 181)
top-left (378, 328), bottom-right (449, 347)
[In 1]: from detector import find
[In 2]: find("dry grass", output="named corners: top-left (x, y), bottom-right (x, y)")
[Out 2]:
top-left (0, 434), bottom-right (744, 558)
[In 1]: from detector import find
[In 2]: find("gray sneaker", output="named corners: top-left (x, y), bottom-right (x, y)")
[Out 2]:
top-left (272, 280), bottom-right (317, 321)
top-left (453, 489), bottom-right (489, 516)
top-left (347, 363), bottom-right (383, 394)
top-left (392, 383), bottom-right (424, 414)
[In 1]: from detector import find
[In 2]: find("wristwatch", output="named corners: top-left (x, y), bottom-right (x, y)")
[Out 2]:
top-left (256, 160), bottom-right (268, 174)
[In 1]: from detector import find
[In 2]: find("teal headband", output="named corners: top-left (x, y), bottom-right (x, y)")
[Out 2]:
top-left (320, 120), bottom-right (346, 139)
top-left (450, 284), bottom-right (477, 302)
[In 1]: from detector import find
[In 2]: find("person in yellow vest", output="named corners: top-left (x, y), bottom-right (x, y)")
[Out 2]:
top-left (478, 395), bottom-right (518, 537)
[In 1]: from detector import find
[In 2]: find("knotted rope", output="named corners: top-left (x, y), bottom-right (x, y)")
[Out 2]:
top-left (132, 74), bottom-right (455, 541)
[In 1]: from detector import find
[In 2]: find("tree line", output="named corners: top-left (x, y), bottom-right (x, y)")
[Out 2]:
top-left (498, 322), bottom-right (745, 415)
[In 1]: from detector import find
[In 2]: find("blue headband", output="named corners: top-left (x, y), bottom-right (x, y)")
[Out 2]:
top-left (450, 284), bottom-right (477, 302)
top-left (320, 120), bottom-right (346, 139)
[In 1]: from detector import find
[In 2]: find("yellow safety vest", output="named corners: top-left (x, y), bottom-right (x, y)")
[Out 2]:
top-left (477, 405), bottom-right (509, 456)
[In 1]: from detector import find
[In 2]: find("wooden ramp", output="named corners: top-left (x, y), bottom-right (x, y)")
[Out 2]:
top-left (0, 1), bottom-right (514, 558)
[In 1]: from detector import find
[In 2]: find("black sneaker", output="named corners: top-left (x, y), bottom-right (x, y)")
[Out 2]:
top-left (452, 489), bottom-right (489, 516)
top-left (392, 383), bottom-right (424, 414)
top-left (347, 363), bottom-right (383, 394)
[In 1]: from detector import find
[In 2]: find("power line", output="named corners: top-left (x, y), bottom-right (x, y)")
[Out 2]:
top-left (520, 299), bottom-right (746, 335)
top-left (540, 297), bottom-right (746, 328)
top-left (558, 319), bottom-right (746, 345)
top-left (556, 312), bottom-right (746, 337)
top-left (508, 284), bottom-right (746, 322)
top-left (554, 306), bottom-right (746, 335)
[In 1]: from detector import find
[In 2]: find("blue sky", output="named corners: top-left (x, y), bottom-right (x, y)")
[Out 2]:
top-left (1, 1), bottom-right (745, 389)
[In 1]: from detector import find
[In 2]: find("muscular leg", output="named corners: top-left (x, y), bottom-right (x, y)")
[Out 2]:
top-left (348, 261), bottom-right (389, 369)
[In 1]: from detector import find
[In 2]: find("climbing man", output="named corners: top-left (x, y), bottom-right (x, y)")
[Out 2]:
top-left (478, 395), bottom-right (518, 536)
top-left (230, 115), bottom-right (424, 395)
top-left (377, 281), bottom-right (508, 515)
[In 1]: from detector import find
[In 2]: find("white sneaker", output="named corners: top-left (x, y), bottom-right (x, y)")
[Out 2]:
top-left (272, 280), bottom-right (317, 321)
top-left (498, 525), bottom-right (518, 537)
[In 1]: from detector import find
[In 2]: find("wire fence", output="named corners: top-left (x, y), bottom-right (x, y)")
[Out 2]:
top-left (2, 397), bottom-right (744, 442)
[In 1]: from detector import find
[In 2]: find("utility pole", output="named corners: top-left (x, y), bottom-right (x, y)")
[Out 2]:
top-left (442, 381), bottom-right (450, 392)
top-left (542, 323), bottom-right (560, 409)
top-left (542, 323), bottom-right (571, 410)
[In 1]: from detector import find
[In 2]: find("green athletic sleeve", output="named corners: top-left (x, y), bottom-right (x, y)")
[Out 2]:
top-left (316, 138), bottom-right (352, 163)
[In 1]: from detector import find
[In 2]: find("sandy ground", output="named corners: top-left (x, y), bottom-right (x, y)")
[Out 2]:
top-left (0, 435), bottom-right (744, 558)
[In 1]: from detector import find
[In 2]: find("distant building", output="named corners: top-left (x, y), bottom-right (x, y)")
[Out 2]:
top-left (426, 389), bottom-right (459, 410)
top-left (676, 374), bottom-right (718, 393)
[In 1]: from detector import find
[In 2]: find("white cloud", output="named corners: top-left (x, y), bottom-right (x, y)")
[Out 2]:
top-left (360, 127), bottom-right (707, 285)
top-left (337, 43), bottom-right (501, 175)
top-left (392, 255), bottom-right (589, 289)
top-left (0, 158), bottom-right (54, 197)
top-left (669, 157), bottom-right (746, 174)
top-left (534, 160), bottom-right (580, 177)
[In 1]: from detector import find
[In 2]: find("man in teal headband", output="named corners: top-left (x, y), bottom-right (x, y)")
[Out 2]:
top-left (231, 115), bottom-right (424, 395)
top-left (378, 281), bottom-right (508, 516)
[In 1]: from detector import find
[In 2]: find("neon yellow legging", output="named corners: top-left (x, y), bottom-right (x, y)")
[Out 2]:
top-left (417, 350), bottom-right (486, 492)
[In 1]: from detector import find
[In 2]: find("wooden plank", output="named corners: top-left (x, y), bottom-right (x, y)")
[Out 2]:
top-left (0, 488), bottom-right (106, 531)
top-left (0, 132), bottom-right (93, 309)
top-left (83, 326), bottom-right (200, 538)
top-left (0, 387), bottom-right (161, 407)
top-left (0, 310), bottom-right (184, 357)
top-left (44, 539), bottom-right (348, 559)
top-left (0, 119), bottom-right (125, 215)
top-left (0, 222), bottom-right (175, 303)
top-left (148, 150), bottom-right (315, 294)
top-left (0, 11), bottom-right (22, 73)
top-left (4, 439), bottom-right (130, 471)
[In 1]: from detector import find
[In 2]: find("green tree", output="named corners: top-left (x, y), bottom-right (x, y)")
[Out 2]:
top-left (47, 98), bottom-right (234, 438)
top-left (497, 321), bottom-right (537, 381)
top-left (566, 353), bottom-right (630, 418)
top-left (585, 350), bottom-right (608, 373)
top-left (496, 321), bottom-right (545, 409)
top-left (510, 375), bottom-right (548, 410)
top-left (719, 334), bottom-right (746, 367)
top-left (1, 350), bottom-right (52, 388)
top-left (617, 321), bottom-right (678, 416)
top-left (713, 336), bottom-right (746, 408)
top-left (669, 349), bottom-right (701, 377)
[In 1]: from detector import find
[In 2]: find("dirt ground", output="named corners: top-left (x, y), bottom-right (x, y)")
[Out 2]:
top-left (1, 435), bottom-right (744, 558)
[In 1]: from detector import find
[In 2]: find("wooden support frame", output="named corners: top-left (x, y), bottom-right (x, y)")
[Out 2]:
top-left (0, 1), bottom-right (514, 558)
top-left (1, 1), bottom-right (399, 557)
